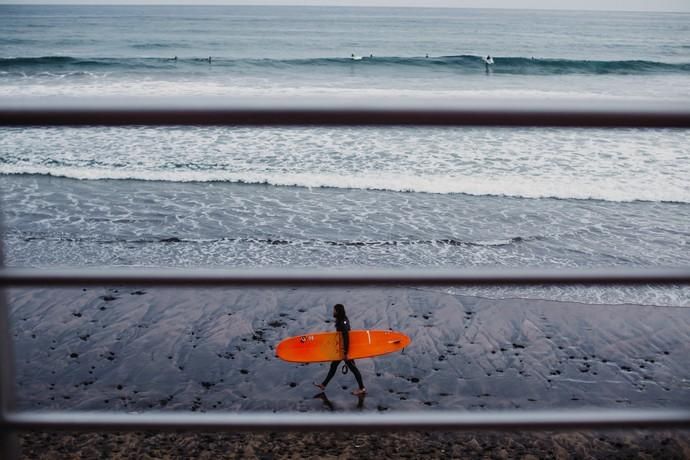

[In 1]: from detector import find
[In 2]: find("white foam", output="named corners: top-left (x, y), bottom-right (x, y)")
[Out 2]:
top-left (1, 126), bottom-right (688, 203)
top-left (2, 74), bottom-right (690, 101)
top-left (2, 166), bottom-right (688, 203)
top-left (448, 286), bottom-right (690, 308)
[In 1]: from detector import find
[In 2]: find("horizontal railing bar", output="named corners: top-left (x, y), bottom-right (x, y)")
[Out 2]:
top-left (1, 267), bottom-right (689, 288)
top-left (2, 108), bottom-right (690, 128)
top-left (4, 409), bottom-right (690, 432)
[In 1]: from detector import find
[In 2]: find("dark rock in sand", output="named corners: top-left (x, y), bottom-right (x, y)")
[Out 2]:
top-left (159, 237), bottom-right (182, 243)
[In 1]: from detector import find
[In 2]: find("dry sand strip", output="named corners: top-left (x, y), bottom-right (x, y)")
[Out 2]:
top-left (18, 430), bottom-right (690, 459)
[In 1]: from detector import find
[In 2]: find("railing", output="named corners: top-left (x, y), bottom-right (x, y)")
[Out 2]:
top-left (2, 104), bottom-right (690, 128)
top-left (2, 105), bottom-right (690, 459)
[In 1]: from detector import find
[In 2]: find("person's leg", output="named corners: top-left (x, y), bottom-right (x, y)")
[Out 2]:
top-left (345, 360), bottom-right (365, 393)
top-left (316, 361), bottom-right (340, 389)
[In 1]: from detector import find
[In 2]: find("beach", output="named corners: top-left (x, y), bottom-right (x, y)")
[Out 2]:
top-left (2, 4), bottom-right (690, 457)
top-left (10, 287), bottom-right (690, 459)
top-left (18, 430), bottom-right (690, 459)
top-left (10, 286), bottom-right (689, 413)
top-left (10, 284), bottom-right (690, 457)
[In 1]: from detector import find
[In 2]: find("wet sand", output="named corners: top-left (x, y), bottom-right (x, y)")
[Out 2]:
top-left (8, 285), bottom-right (690, 457)
top-left (9, 286), bottom-right (690, 412)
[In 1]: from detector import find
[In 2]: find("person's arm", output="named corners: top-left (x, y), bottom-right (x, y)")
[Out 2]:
top-left (342, 328), bottom-right (350, 360)
top-left (338, 318), bottom-right (350, 359)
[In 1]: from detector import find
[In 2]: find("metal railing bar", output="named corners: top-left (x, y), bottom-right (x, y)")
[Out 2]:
top-left (5, 409), bottom-right (690, 432)
top-left (0, 200), bottom-right (19, 459)
top-left (0, 291), bottom-right (18, 457)
top-left (1, 267), bottom-right (689, 288)
top-left (2, 107), bottom-right (690, 128)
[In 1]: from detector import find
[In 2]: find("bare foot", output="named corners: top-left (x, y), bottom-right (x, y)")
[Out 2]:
top-left (313, 382), bottom-right (326, 391)
top-left (351, 388), bottom-right (367, 395)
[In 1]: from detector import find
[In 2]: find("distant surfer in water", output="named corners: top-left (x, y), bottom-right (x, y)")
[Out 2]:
top-left (314, 304), bottom-right (366, 395)
top-left (483, 55), bottom-right (494, 73)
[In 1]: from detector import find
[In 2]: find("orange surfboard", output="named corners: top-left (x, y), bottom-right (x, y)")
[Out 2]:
top-left (276, 329), bottom-right (411, 363)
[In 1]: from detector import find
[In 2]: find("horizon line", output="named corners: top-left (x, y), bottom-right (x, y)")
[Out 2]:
top-left (0, 3), bottom-right (688, 14)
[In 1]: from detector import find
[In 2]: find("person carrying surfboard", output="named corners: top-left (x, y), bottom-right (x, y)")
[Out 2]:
top-left (314, 304), bottom-right (366, 395)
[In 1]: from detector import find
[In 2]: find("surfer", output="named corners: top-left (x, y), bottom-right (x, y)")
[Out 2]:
top-left (314, 304), bottom-right (366, 395)
top-left (483, 55), bottom-right (494, 73)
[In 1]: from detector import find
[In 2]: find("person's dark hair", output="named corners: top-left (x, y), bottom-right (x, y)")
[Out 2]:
top-left (333, 303), bottom-right (346, 321)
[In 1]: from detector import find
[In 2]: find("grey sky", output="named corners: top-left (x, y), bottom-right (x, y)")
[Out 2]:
top-left (2, 0), bottom-right (690, 13)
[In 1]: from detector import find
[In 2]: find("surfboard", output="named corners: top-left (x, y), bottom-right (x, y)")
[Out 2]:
top-left (276, 329), bottom-right (411, 363)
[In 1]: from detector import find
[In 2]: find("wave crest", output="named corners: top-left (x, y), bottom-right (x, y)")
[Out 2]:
top-left (2, 168), bottom-right (688, 204)
top-left (2, 54), bottom-right (688, 76)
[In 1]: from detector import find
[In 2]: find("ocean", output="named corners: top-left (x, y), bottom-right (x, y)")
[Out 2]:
top-left (2, 5), bottom-right (690, 99)
top-left (2, 5), bottom-right (690, 417)
top-left (2, 5), bottom-right (689, 305)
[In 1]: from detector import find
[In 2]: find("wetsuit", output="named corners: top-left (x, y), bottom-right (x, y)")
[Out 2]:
top-left (321, 316), bottom-right (365, 390)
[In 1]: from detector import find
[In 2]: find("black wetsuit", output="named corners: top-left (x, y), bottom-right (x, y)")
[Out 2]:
top-left (321, 316), bottom-right (365, 390)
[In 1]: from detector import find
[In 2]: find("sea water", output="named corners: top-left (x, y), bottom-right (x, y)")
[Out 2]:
top-left (1, 5), bottom-right (689, 306)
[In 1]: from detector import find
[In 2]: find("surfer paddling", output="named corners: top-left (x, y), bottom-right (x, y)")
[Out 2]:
top-left (314, 304), bottom-right (367, 395)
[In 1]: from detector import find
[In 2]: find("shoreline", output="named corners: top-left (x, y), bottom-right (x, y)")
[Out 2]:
top-left (4, 174), bottom-right (690, 276)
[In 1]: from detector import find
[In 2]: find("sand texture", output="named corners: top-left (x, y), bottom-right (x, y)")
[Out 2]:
top-left (8, 284), bottom-right (690, 457)
top-left (9, 286), bottom-right (690, 413)
top-left (18, 430), bottom-right (690, 459)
